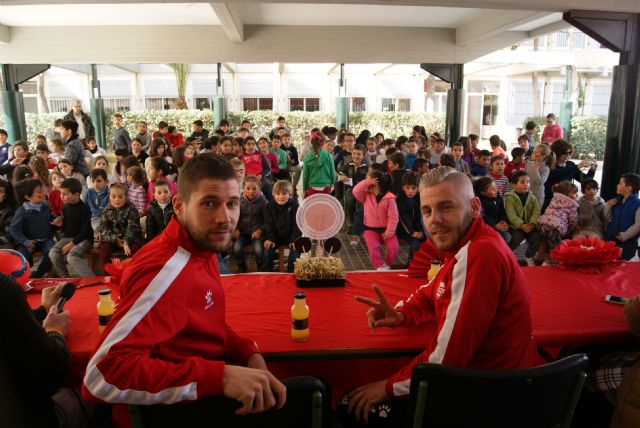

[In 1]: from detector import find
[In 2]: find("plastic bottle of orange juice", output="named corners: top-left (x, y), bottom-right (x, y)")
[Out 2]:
top-left (97, 289), bottom-right (115, 333)
top-left (291, 291), bottom-right (309, 342)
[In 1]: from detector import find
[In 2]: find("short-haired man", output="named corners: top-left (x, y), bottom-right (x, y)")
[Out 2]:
top-left (63, 99), bottom-right (95, 141)
top-left (59, 120), bottom-right (89, 177)
top-left (83, 154), bottom-right (286, 423)
top-left (343, 167), bottom-right (537, 425)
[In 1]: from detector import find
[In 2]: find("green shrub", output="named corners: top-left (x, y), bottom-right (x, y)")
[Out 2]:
top-left (524, 115), bottom-right (607, 159)
top-left (4, 110), bottom-right (445, 151)
top-left (569, 115), bottom-right (607, 160)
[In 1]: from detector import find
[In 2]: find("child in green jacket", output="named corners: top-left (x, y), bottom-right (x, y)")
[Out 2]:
top-left (504, 171), bottom-right (541, 265)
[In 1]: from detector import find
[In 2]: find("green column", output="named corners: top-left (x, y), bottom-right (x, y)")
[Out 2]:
top-left (90, 64), bottom-right (106, 149)
top-left (1, 90), bottom-right (27, 143)
top-left (558, 65), bottom-right (573, 140)
top-left (335, 97), bottom-right (348, 129)
top-left (213, 97), bottom-right (226, 130)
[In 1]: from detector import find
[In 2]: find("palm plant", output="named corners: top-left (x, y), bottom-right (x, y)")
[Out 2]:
top-left (170, 63), bottom-right (191, 109)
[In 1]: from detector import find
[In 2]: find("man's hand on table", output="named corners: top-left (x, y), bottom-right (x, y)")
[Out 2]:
top-left (223, 364), bottom-right (286, 416)
top-left (355, 285), bottom-right (404, 331)
top-left (247, 353), bottom-right (268, 371)
top-left (347, 380), bottom-right (391, 424)
top-left (41, 284), bottom-right (64, 312)
top-left (43, 305), bottom-right (70, 337)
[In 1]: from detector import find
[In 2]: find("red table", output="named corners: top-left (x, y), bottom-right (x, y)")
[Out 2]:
top-left (27, 264), bottom-right (640, 394)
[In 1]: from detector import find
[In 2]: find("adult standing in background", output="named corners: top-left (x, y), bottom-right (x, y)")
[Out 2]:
top-left (63, 100), bottom-right (95, 142)
top-left (540, 113), bottom-right (563, 144)
top-left (544, 139), bottom-right (595, 210)
top-left (60, 120), bottom-right (89, 177)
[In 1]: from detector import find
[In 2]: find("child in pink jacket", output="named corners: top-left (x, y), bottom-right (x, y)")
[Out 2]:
top-left (537, 180), bottom-right (579, 251)
top-left (352, 171), bottom-right (399, 271)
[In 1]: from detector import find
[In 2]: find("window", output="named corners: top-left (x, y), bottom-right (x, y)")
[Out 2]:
top-left (48, 97), bottom-right (74, 113)
top-left (482, 95), bottom-right (498, 126)
top-left (194, 97), bottom-right (212, 110)
top-left (19, 81), bottom-right (38, 113)
top-left (351, 97), bottom-right (366, 112)
top-left (589, 82), bottom-right (612, 115)
top-left (506, 80), bottom-right (544, 127)
top-left (103, 97), bottom-right (131, 113)
top-left (289, 97), bottom-right (320, 112)
top-left (144, 97), bottom-right (178, 110)
top-left (381, 98), bottom-right (410, 112)
top-left (555, 31), bottom-right (569, 48)
top-left (242, 97), bottom-right (273, 111)
top-left (572, 31), bottom-right (587, 49)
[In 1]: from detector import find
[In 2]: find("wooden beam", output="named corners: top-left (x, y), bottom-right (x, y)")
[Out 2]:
top-left (210, 2), bottom-right (243, 42)
top-left (108, 63), bottom-right (140, 74)
top-left (456, 11), bottom-right (551, 45)
top-left (528, 20), bottom-right (570, 38)
top-left (2, 0), bottom-right (640, 14)
top-left (0, 25), bottom-right (527, 64)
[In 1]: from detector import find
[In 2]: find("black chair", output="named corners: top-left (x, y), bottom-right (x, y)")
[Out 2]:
top-left (129, 375), bottom-right (330, 428)
top-left (406, 354), bottom-right (589, 428)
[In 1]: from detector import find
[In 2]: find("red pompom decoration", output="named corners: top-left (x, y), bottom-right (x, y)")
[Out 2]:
top-left (103, 258), bottom-right (129, 290)
top-left (550, 237), bottom-right (622, 273)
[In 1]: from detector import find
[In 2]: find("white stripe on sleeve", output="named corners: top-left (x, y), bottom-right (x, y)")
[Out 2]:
top-left (84, 246), bottom-right (193, 404)
top-left (427, 243), bottom-right (469, 364)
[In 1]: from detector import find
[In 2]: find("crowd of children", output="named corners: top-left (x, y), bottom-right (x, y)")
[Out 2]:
top-left (0, 113), bottom-right (638, 278)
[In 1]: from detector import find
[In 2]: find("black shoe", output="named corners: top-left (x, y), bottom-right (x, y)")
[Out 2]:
top-left (237, 264), bottom-right (247, 274)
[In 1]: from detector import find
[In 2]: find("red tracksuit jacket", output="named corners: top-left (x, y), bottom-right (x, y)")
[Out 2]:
top-left (387, 217), bottom-right (537, 397)
top-left (82, 217), bottom-right (258, 405)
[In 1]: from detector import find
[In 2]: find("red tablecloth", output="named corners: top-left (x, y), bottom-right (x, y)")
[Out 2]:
top-left (27, 264), bottom-right (640, 388)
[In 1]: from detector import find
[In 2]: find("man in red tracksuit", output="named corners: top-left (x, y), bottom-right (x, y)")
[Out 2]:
top-left (345, 167), bottom-right (537, 425)
top-left (82, 154), bottom-right (286, 422)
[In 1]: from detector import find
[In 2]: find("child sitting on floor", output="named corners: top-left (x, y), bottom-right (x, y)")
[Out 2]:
top-left (575, 178), bottom-right (607, 240)
top-left (232, 175), bottom-right (267, 273)
top-left (8, 179), bottom-right (54, 278)
top-left (145, 179), bottom-right (174, 242)
top-left (537, 181), bottom-right (579, 262)
top-left (396, 172), bottom-right (425, 262)
top-left (504, 171), bottom-right (541, 266)
top-left (98, 184), bottom-right (142, 271)
top-left (86, 169), bottom-right (109, 234)
top-left (261, 180), bottom-right (301, 272)
top-left (475, 176), bottom-right (510, 244)
top-left (488, 156), bottom-right (509, 199)
top-left (49, 178), bottom-right (94, 278)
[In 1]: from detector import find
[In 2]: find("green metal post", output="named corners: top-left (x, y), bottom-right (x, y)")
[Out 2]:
top-left (335, 64), bottom-right (348, 129)
top-left (213, 97), bottom-right (226, 130)
top-left (335, 97), bottom-right (348, 130)
top-left (213, 63), bottom-right (225, 130)
top-left (90, 64), bottom-right (106, 149)
top-left (1, 91), bottom-right (26, 143)
top-left (1, 64), bottom-right (27, 143)
top-left (558, 65), bottom-right (573, 140)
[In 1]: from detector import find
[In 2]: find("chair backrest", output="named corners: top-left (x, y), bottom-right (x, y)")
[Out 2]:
top-left (407, 354), bottom-right (589, 428)
top-left (129, 375), bottom-right (330, 428)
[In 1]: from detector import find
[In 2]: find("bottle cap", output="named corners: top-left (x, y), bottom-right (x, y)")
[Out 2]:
top-left (98, 288), bottom-right (112, 296)
top-left (430, 260), bottom-right (442, 265)
top-left (294, 291), bottom-right (306, 299)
